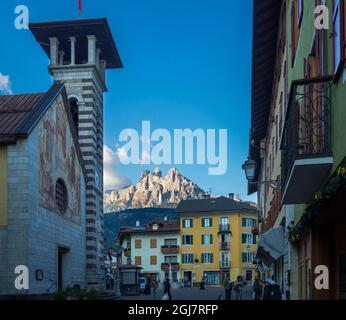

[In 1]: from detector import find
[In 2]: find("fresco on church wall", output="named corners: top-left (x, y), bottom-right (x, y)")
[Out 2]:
top-left (39, 95), bottom-right (81, 225)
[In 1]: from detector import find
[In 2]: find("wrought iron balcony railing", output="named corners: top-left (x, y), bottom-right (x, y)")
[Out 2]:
top-left (220, 242), bottom-right (230, 250)
top-left (219, 261), bottom-right (231, 269)
top-left (218, 224), bottom-right (231, 233)
top-left (281, 76), bottom-right (333, 198)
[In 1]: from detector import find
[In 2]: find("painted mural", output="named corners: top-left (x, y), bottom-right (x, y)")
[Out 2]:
top-left (39, 96), bottom-right (81, 224)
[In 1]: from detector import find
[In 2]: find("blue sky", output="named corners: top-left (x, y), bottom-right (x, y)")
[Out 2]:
top-left (0, 0), bottom-right (255, 202)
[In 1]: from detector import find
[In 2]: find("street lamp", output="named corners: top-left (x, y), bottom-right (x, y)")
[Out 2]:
top-left (114, 238), bottom-right (124, 299)
top-left (242, 159), bottom-right (256, 182)
top-left (242, 159), bottom-right (281, 189)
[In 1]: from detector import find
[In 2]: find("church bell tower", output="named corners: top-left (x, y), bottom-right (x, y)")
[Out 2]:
top-left (29, 18), bottom-right (123, 289)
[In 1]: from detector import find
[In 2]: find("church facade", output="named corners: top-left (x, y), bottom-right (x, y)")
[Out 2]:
top-left (0, 18), bottom-right (122, 296)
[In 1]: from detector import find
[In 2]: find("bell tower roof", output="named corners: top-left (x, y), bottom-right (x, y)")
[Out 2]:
top-left (29, 18), bottom-right (123, 69)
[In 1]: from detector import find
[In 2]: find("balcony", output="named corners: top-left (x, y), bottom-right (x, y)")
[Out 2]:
top-left (161, 263), bottom-right (180, 272)
top-left (281, 76), bottom-right (334, 204)
top-left (124, 248), bottom-right (131, 258)
top-left (219, 261), bottom-right (230, 269)
top-left (218, 224), bottom-right (231, 233)
top-left (171, 263), bottom-right (180, 272)
top-left (220, 242), bottom-right (230, 251)
top-left (161, 263), bottom-right (170, 272)
top-left (161, 245), bottom-right (179, 254)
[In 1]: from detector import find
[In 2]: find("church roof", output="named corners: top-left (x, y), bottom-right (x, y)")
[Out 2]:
top-left (0, 84), bottom-right (64, 145)
top-left (0, 83), bottom-right (86, 180)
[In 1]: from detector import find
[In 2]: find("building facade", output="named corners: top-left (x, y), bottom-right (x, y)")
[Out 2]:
top-left (249, 0), bottom-right (346, 300)
top-left (119, 220), bottom-right (181, 284)
top-left (0, 85), bottom-right (87, 295)
top-left (0, 18), bottom-right (122, 296)
top-left (177, 196), bottom-right (258, 286)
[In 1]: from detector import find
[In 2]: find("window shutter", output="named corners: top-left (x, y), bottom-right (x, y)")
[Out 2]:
top-left (211, 254), bottom-right (213, 263)
top-left (210, 218), bottom-right (213, 227)
top-left (242, 218), bottom-right (246, 227)
top-left (242, 234), bottom-right (246, 244)
top-left (201, 235), bottom-right (204, 245)
top-left (253, 235), bottom-right (257, 245)
top-left (190, 219), bottom-right (193, 228)
top-left (210, 234), bottom-right (213, 244)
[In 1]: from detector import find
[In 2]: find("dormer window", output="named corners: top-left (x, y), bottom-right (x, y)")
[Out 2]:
top-left (152, 224), bottom-right (159, 231)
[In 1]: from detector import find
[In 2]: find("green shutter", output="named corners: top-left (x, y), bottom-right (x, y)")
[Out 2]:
top-left (253, 235), bottom-right (257, 245)
top-left (211, 253), bottom-right (213, 263)
top-left (210, 218), bottom-right (213, 227)
top-left (242, 234), bottom-right (246, 244)
top-left (242, 218), bottom-right (246, 227)
top-left (190, 219), bottom-right (193, 228)
top-left (210, 234), bottom-right (213, 244)
top-left (202, 219), bottom-right (205, 227)
top-left (191, 235), bottom-right (193, 245)
top-left (201, 235), bottom-right (204, 245)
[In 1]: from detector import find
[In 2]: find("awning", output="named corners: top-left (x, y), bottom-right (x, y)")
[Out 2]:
top-left (255, 227), bottom-right (285, 267)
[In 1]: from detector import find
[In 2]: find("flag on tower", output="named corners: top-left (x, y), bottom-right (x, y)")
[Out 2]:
top-left (78, 0), bottom-right (82, 15)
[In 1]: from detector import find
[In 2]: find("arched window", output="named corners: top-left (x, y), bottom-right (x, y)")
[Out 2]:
top-left (55, 178), bottom-right (68, 214)
top-left (69, 98), bottom-right (79, 133)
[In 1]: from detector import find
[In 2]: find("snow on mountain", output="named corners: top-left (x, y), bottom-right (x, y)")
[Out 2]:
top-left (104, 168), bottom-right (205, 213)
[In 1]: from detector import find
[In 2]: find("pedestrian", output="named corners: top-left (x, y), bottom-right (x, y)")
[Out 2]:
top-left (200, 276), bottom-right (206, 290)
top-left (145, 278), bottom-right (151, 295)
top-left (223, 276), bottom-right (230, 300)
top-left (272, 284), bottom-right (282, 300)
top-left (164, 277), bottom-right (172, 300)
top-left (228, 279), bottom-right (234, 300)
top-left (263, 282), bottom-right (272, 300)
top-left (253, 278), bottom-right (262, 300)
top-left (234, 276), bottom-right (243, 300)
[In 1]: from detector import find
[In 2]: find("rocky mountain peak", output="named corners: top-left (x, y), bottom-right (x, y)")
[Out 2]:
top-left (104, 168), bottom-right (205, 213)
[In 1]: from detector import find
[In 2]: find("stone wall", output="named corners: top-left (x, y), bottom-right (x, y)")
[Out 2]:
top-left (0, 96), bottom-right (86, 295)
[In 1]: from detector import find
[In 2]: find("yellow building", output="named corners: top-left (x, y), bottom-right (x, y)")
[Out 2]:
top-left (176, 195), bottom-right (258, 286)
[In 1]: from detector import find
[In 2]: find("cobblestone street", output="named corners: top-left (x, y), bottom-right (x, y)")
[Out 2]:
top-left (122, 285), bottom-right (254, 301)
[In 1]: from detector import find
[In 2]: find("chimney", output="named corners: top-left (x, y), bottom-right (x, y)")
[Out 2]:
top-left (229, 193), bottom-right (234, 200)
top-left (136, 221), bottom-right (140, 227)
top-left (204, 193), bottom-right (211, 199)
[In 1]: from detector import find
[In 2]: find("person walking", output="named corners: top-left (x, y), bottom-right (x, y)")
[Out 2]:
top-left (164, 277), bottom-right (172, 300)
top-left (234, 276), bottom-right (243, 300)
top-left (272, 284), bottom-right (282, 300)
top-left (263, 281), bottom-right (273, 300)
top-left (223, 276), bottom-right (230, 300)
top-left (253, 278), bottom-right (262, 300)
top-left (200, 276), bottom-right (206, 290)
top-left (145, 278), bottom-right (151, 295)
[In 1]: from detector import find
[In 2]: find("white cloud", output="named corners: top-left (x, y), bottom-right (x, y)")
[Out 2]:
top-left (103, 145), bottom-right (131, 190)
top-left (0, 73), bottom-right (13, 95)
